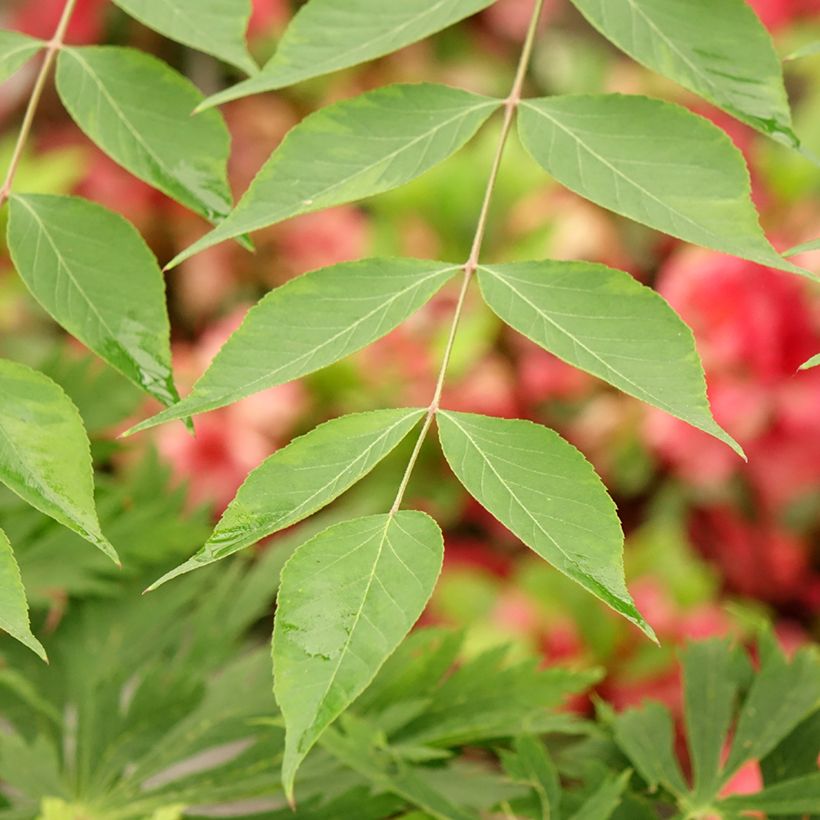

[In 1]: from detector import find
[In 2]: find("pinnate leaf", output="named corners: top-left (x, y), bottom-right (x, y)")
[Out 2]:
top-left (7, 194), bottom-right (179, 408)
top-left (148, 408), bottom-right (425, 589)
top-left (0, 30), bottom-right (43, 84)
top-left (0, 529), bottom-right (46, 661)
top-left (0, 359), bottom-right (117, 564)
top-left (567, 0), bottom-right (796, 145)
top-left (55, 46), bottom-right (232, 221)
top-left (518, 94), bottom-right (807, 276)
top-left (111, 0), bottom-right (256, 74)
top-left (436, 411), bottom-right (654, 639)
top-left (169, 84), bottom-right (500, 266)
top-left (273, 511), bottom-right (444, 798)
top-left (128, 259), bottom-right (458, 433)
top-left (201, 0), bottom-right (496, 108)
top-left (478, 260), bottom-right (741, 455)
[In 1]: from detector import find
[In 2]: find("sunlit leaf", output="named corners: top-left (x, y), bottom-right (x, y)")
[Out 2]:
top-left (518, 94), bottom-right (808, 276)
top-left (0, 30), bottom-right (44, 84)
top-left (0, 359), bottom-right (118, 564)
top-left (111, 0), bottom-right (256, 74)
top-left (169, 84), bottom-right (500, 266)
top-left (127, 259), bottom-right (458, 433)
top-left (7, 194), bottom-right (179, 408)
top-left (478, 260), bottom-right (741, 455)
top-left (568, 0), bottom-right (796, 145)
top-left (436, 411), bottom-right (654, 639)
top-left (0, 528), bottom-right (46, 661)
top-left (148, 408), bottom-right (425, 589)
top-left (55, 46), bottom-right (232, 221)
top-left (200, 0), bottom-right (496, 108)
top-left (273, 511), bottom-right (444, 799)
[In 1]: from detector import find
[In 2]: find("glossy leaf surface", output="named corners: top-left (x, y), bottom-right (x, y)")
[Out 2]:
top-left (0, 30), bottom-right (43, 83)
top-left (568, 0), bottom-right (796, 144)
top-left (0, 529), bottom-right (46, 661)
top-left (148, 408), bottom-right (425, 589)
top-left (201, 0), bottom-right (496, 108)
top-left (478, 260), bottom-right (741, 455)
top-left (274, 511), bottom-right (444, 798)
top-left (0, 359), bottom-right (117, 564)
top-left (170, 84), bottom-right (500, 266)
top-left (111, 0), bottom-right (256, 74)
top-left (437, 411), bottom-right (654, 639)
top-left (56, 46), bottom-right (232, 221)
top-left (7, 194), bottom-right (179, 407)
top-left (128, 259), bottom-right (458, 432)
top-left (518, 94), bottom-right (806, 275)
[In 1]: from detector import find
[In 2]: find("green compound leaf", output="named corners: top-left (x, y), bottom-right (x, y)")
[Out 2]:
top-left (200, 0), bottom-right (496, 108)
top-left (518, 94), bottom-right (808, 277)
top-left (127, 259), bottom-right (458, 433)
top-left (55, 46), bottom-right (232, 221)
top-left (111, 0), bottom-right (256, 75)
top-left (147, 408), bottom-right (425, 590)
top-left (273, 511), bottom-right (444, 799)
top-left (169, 84), bottom-right (501, 267)
top-left (436, 411), bottom-right (654, 639)
top-left (7, 194), bottom-right (179, 408)
top-left (568, 0), bottom-right (797, 146)
top-left (612, 700), bottom-right (688, 796)
top-left (0, 30), bottom-right (44, 84)
top-left (720, 772), bottom-right (820, 815)
top-left (478, 260), bottom-right (741, 456)
top-left (0, 529), bottom-right (46, 661)
top-left (800, 353), bottom-right (820, 370)
top-left (0, 359), bottom-right (118, 565)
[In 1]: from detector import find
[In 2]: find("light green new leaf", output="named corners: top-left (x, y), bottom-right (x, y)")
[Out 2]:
top-left (273, 511), bottom-right (444, 799)
top-left (568, 0), bottom-right (796, 145)
top-left (0, 359), bottom-right (118, 564)
top-left (436, 411), bottom-right (654, 639)
top-left (720, 772), bottom-right (820, 815)
top-left (0, 30), bottom-right (44, 84)
top-left (800, 353), bottom-right (820, 370)
top-left (478, 261), bottom-right (741, 456)
top-left (681, 639), bottom-right (743, 803)
top-left (169, 84), bottom-right (500, 266)
top-left (612, 701), bottom-right (688, 795)
top-left (55, 46), bottom-right (232, 221)
top-left (569, 772), bottom-right (630, 820)
top-left (200, 0), bottom-right (496, 108)
top-left (7, 194), bottom-right (179, 408)
top-left (0, 529), bottom-right (46, 661)
top-left (127, 259), bottom-right (458, 433)
top-left (148, 408), bottom-right (424, 589)
top-left (111, 0), bottom-right (256, 74)
top-left (518, 95), bottom-right (807, 276)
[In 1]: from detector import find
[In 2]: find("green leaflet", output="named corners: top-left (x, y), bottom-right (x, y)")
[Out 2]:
top-left (800, 353), bottom-right (820, 370)
top-left (127, 259), bottom-right (458, 433)
top-left (169, 84), bottom-right (501, 267)
top-left (503, 736), bottom-right (562, 818)
top-left (720, 772), bottom-right (820, 815)
top-left (273, 511), bottom-right (444, 799)
top-left (0, 359), bottom-right (118, 565)
top-left (147, 408), bottom-right (425, 590)
top-left (568, 0), bottom-right (796, 146)
top-left (784, 237), bottom-right (820, 256)
top-left (200, 0), bottom-right (496, 108)
top-left (55, 46), bottom-right (232, 221)
top-left (111, 0), bottom-right (256, 74)
top-left (436, 411), bottom-right (654, 640)
top-left (518, 95), bottom-right (808, 277)
top-left (786, 41), bottom-right (820, 61)
top-left (7, 194), bottom-right (179, 408)
top-left (569, 772), bottom-right (630, 820)
top-left (0, 529), bottom-right (46, 661)
top-left (478, 260), bottom-right (741, 456)
top-left (0, 30), bottom-right (44, 84)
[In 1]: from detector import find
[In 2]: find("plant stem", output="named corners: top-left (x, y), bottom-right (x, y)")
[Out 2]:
top-left (389, 0), bottom-right (545, 515)
top-left (0, 0), bottom-right (78, 207)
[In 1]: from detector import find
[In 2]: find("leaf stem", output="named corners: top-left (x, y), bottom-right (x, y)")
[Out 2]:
top-left (0, 0), bottom-right (78, 207)
top-left (389, 0), bottom-right (545, 515)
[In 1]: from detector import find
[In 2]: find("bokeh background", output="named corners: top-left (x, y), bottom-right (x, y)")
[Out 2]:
top-left (1, 0), bottom-right (819, 793)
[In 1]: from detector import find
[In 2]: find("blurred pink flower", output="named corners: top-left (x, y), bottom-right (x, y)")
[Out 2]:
top-left (248, 0), bottom-right (289, 37)
top-left (13, 0), bottom-right (108, 43)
